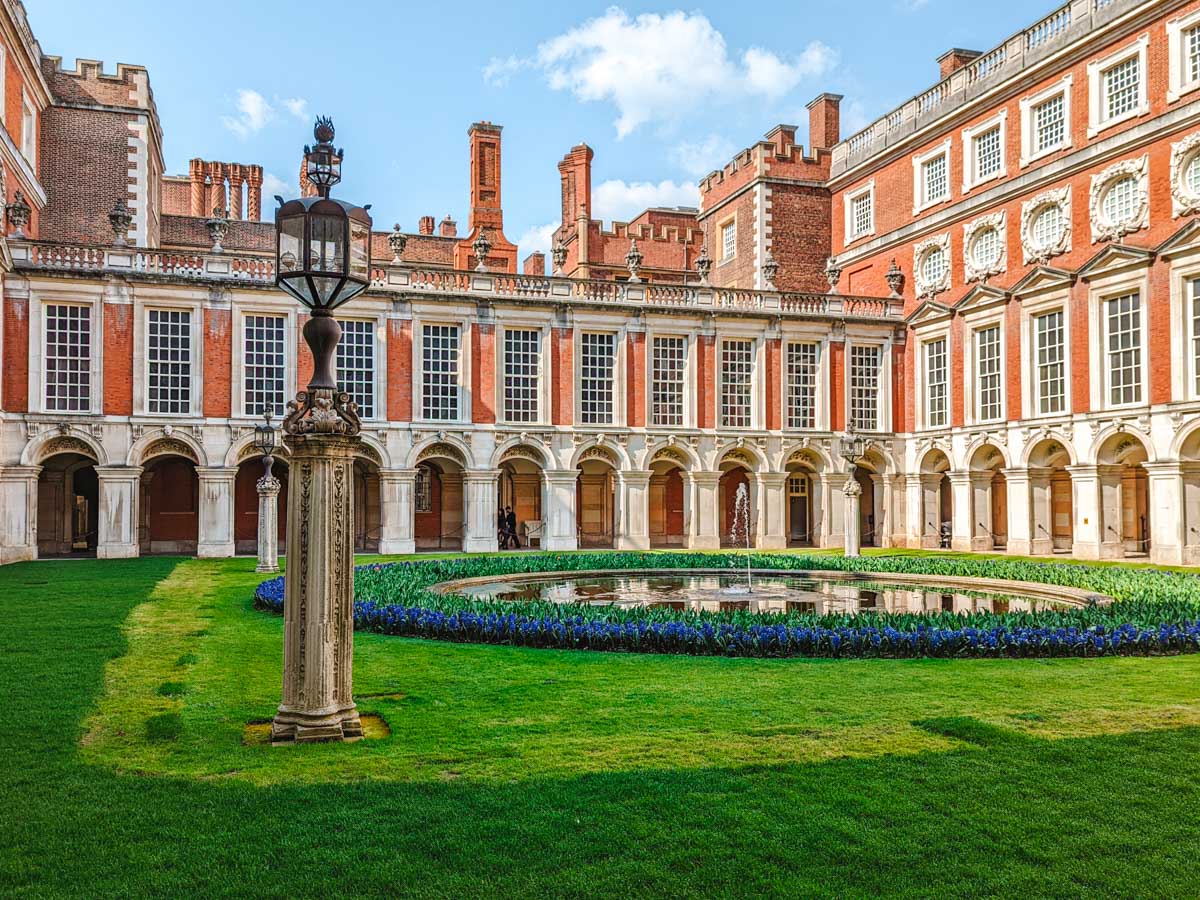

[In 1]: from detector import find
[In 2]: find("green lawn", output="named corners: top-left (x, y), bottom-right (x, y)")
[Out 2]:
top-left (1, 554), bottom-right (1199, 897)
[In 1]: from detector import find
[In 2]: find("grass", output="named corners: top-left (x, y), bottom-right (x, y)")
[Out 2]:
top-left (0, 553), bottom-right (1198, 896)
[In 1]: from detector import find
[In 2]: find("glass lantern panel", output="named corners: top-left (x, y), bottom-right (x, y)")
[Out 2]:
top-left (349, 221), bottom-right (370, 280)
top-left (310, 214), bottom-right (344, 273)
top-left (312, 275), bottom-right (342, 305)
top-left (278, 215), bottom-right (304, 272)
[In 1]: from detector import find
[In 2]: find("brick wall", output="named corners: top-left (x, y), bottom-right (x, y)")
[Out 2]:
top-left (2, 296), bottom-right (28, 411)
top-left (471, 323), bottom-right (495, 424)
top-left (387, 319), bottom-right (412, 421)
top-left (203, 308), bottom-right (232, 418)
top-left (38, 105), bottom-right (132, 244)
top-left (102, 302), bottom-right (132, 414)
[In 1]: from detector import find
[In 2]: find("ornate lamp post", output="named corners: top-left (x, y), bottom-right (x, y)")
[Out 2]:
top-left (270, 117), bottom-right (372, 744)
top-left (839, 423), bottom-right (867, 558)
top-left (254, 411), bottom-right (281, 574)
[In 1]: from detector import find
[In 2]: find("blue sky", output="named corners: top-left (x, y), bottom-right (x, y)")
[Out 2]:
top-left (32, 0), bottom-right (1056, 258)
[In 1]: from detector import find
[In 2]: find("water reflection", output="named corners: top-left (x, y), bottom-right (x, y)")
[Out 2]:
top-left (458, 573), bottom-right (1055, 615)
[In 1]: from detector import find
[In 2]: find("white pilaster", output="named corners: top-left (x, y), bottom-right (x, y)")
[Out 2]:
top-left (542, 470), bottom-right (579, 551)
top-left (948, 471), bottom-right (972, 551)
top-left (1146, 462), bottom-right (1184, 566)
top-left (0, 465), bottom-right (39, 564)
top-left (378, 468), bottom-right (417, 555)
top-left (463, 469), bottom-right (501, 553)
top-left (754, 472), bottom-right (788, 550)
top-left (197, 466), bottom-right (236, 558)
top-left (905, 474), bottom-right (925, 549)
top-left (95, 465), bottom-right (142, 559)
top-left (616, 470), bottom-right (652, 551)
top-left (689, 471), bottom-right (721, 550)
top-left (1003, 468), bottom-right (1033, 556)
top-left (1067, 465), bottom-right (1101, 559)
top-left (969, 473), bottom-right (993, 551)
top-left (819, 473), bottom-right (845, 548)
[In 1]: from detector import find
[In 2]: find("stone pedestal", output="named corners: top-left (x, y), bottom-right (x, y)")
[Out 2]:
top-left (95, 465), bottom-right (142, 559)
top-left (271, 433), bottom-right (362, 744)
top-left (378, 468), bottom-right (417, 555)
top-left (843, 475), bottom-right (862, 558)
top-left (255, 472), bottom-right (281, 573)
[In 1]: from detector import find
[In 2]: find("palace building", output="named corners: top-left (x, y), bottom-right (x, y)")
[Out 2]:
top-left (2, 0), bottom-right (1200, 566)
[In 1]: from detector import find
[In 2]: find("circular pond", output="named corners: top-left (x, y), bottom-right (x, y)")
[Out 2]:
top-left (443, 569), bottom-right (1102, 616)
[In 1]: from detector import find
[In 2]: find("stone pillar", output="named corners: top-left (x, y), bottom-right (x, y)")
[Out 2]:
top-left (256, 470), bottom-right (281, 573)
top-left (541, 470), bottom-right (579, 551)
top-left (271, 434), bottom-right (362, 744)
top-left (1027, 469), bottom-right (1053, 556)
top-left (843, 475), bottom-right (862, 558)
top-left (969, 473), bottom-right (993, 551)
top-left (880, 474), bottom-right (902, 548)
top-left (1096, 464), bottom-right (1124, 559)
top-left (1145, 462), bottom-right (1184, 566)
top-left (463, 469), bottom-right (500, 553)
top-left (754, 472), bottom-right (788, 550)
top-left (689, 471), bottom-right (721, 550)
top-left (819, 472), bottom-right (846, 548)
top-left (197, 466), bottom-right (236, 558)
top-left (95, 465), bottom-right (141, 559)
top-left (905, 474), bottom-right (924, 549)
top-left (919, 474), bottom-right (944, 548)
top-left (378, 468), bottom-right (417, 555)
top-left (948, 471), bottom-right (972, 551)
top-left (616, 470), bottom-right (652, 551)
top-left (1067, 465), bottom-right (1101, 559)
top-left (1003, 468), bottom-right (1033, 556)
top-left (0, 465), bottom-right (39, 564)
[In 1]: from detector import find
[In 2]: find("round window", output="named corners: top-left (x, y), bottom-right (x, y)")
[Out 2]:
top-left (971, 227), bottom-right (1001, 268)
top-left (1100, 175), bottom-right (1139, 225)
top-left (1185, 152), bottom-right (1200, 197)
top-left (920, 246), bottom-right (947, 285)
top-left (1030, 204), bottom-right (1064, 251)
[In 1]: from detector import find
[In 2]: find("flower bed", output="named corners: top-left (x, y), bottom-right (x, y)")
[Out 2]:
top-left (253, 552), bottom-right (1200, 660)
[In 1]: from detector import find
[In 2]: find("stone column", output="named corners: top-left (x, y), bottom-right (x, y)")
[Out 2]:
top-left (1027, 469), bottom-right (1053, 556)
top-left (463, 469), bottom-right (501, 553)
top-left (969, 473), bottom-right (993, 551)
top-left (197, 466), bottom-right (236, 558)
top-left (616, 470), bottom-right (652, 551)
top-left (689, 471), bottom-right (721, 550)
top-left (904, 474), bottom-right (924, 549)
top-left (0, 465), bottom-right (39, 564)
top-left (542, 470), bottom-right (579, 551)
top-left (948, 471), bottom-right (972, 551)
top-left (754, 472), bottom-right (788, 550)
top-left (843, 475), bottom-right (862, 558)
top-left (378, 468), bottom-right (417, 555)
top-left (1003, 468), bottom-right (1033, 556)
top-left (255, 470), bottom-right (281, 573)
top-left (819, 472), bottom-right (845, 548)
top-left (271, 434), bottom-right (362, 744)
top-left (1096, 464), bottom-right (1124, 559)
top-left (1145, 462), bottom-right (1184, 566)
top-left (880, 474), bottom-right (902, 548)
top-left (1066, 464), bottom-right (1101, 559)
top-left (95, 465), bottom-right (141, 559)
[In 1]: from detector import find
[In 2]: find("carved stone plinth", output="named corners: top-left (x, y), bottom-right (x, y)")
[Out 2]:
top-left (271, 433), bottom-right (362, 744)
top-left (255, 474), bottom-right (281, 573)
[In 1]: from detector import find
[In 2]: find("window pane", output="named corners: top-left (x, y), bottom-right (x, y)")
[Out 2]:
top-left (1034, 94), bottom-right (1065, 152)
top-left (975, 325), bottom-right (1002, 422)
top-left (851, 192), bottom-right (872, 237)
top-left (336, 319), bottom-right (375, 419)
top-left (580, 332), bottom-right (616, 425)
top-left (923, 154), bottom-right (947, 204)
top-left (849, 345), bottom-right (881, 430)
top-left (1035, 310), bottom-right (1065, 414)
top-left (974, 127), bottom-right (1001, 180)
top-left (925, 338), bottom-right (947, 427)
top-left (720, 339), bottom-right (754, 428)
top-left (1104, 56), bottom-right (1140, 120)
top-left (651, 336), bottom-right (686, 427)
top-left (1106, 292), bottom-right (1141, 406)
top-left (243, 314), bottom-right (286, 417)
top-left (721, 222), bottom-right (736, 259)
top-left (786, 342), bottom-right (819, 429)
top-left (421, 324), bottom-right (460, 421)
top-left (44, 304), bottom-right (91, 412)
top-left (147, 308), bottom-right (192, 414)
top-left (504, 328), bottom-right (541, 423)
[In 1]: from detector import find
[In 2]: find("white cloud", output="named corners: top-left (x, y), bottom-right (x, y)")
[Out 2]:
top-left (261, 173), bottom-right (292, 210)
top-left (515, 222), bottom-right (559, 260)
top-left (592, 178), bottom-right (699, 222)
top-left (221, 89), bottom-right (274, 138)
top-left (483, 55), bottom-right (529, 88)
top-left (282, 97), bottom-right (308, 120)
top-left (897, 0), bottom-right (931, 10)
top-left (669, 134), bottom-right (737, 178)
top-left (524, 8), bottom-right (837, 138)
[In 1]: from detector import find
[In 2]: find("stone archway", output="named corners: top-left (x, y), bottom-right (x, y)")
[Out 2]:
top-left (784, 448), bottom-right (825, 548)
top-left (576, 447), bottom-right (617, 549)
top-left (648, 447), bottom-right (689, 549)
top-left (1026, 438), bottom-right (1074, 555)
top-left (967, 444), bottom-right (1007, 551)
top-left (919, 448), bottom-right (952, 549)
top-left (498, 445), bottom-right (545, 549)
top-left (354, 455), bottom-right (382, 553)
top-left (36, 450), bottom-right (98, 556)
top-left (140, 452), bottom-right (200, 554)
top-left (1096, 432), bottom-right (1151, 558)
top-left (1180, 427), bottom-right (1200, 564)
top-left (718, 448), bottom-right (760, 548)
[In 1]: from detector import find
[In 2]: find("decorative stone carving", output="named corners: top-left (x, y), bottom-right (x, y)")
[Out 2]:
top-left (695, 244), bottom-right (712, 284)
top-left (1089, 155), bottom-right (1149, 244)
top-left (823, 256), bottom-right (841, 294)
top-left (6, 190), bottom-right (30, 239)
top-left (473, 230), bottom-right (492, 272)
top-left (761, 253), bottom-right (780, 290)
top-left (962, 211), bottom-right (1007, 283)
top-left (651, 447), bottom-right (688, 466)
top-left (912, 233), bottom-right (951, 299)
top-left (579, 445), bottom-right (617, 465)
top-left (1021, 186), bottom-right (1072, 264)
top-left (417, 441), bottom-right (467, 466)
top-left (499, 445), bottom-right (543, 465)
top-left (108, 198), bottom-right (133, 246)
top-left (551, 236), bottom-right (568, 275)
top-left (206, 206), bottom-right (229, 253)
top-left (625, 238), bottom-right (643, 283)
top-left (39, 436), bottom-right (97, 462)
top-left (885, 258), bottom-right (904, 298)
top-left (143, 438), bottom-right (198, 463)
top-left (388, 224), bottom-right (407, 264)
top-left (282, 390), bottom-right (361, 437)
top-left (1171, 131), bottom-right (1200, 218)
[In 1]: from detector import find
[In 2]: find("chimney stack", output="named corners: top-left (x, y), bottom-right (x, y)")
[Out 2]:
top-left (937, 48), bottom-right (982, 78)
top-left (418, 215), bottom-right (434, 236)
top-left (439, 215), bottom-right (457, 238)
top-left (523, 251), bottom-right (546, 276)
top-left (805, 93), bottom-right (843, 151)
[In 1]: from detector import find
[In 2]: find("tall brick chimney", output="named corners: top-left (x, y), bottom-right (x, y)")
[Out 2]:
top-left (557, 143), bottom-right (593, 229)
top-left (764, 124), bottom-right (797, 156)
top-left (937, 48), bottom-right (982, 77)
top-left (468, 121), bottom-right (504, 234)
top-left (523, 251), bottom-right (546, 276)
top-left (806, 93), bottom-right (843, 151)
top-left (440, 215), bottom-right (457, 238)
top-left (418, 215), bottom-right (434, 235)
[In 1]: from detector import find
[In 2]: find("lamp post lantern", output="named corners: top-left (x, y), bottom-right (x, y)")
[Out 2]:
top-left (270, 117), bottom-right (371, 744)
top-left (254, 411), bottom-right (281, 574)
top-left (840, 423), bottom-right (867, 558)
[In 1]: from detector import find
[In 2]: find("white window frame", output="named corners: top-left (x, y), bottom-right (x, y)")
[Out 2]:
top-left (135, 297), bottom-right (203, 417)
top-left (844, 338), bottom-right (889, 432)
top-left (961, 110), bottom-right (1007, 193)
top-left (1019, 293), bottom-right (1072, 420)
top-left (576, 328), bottom-right (621, 427)
top-left (20, 91), bottom-right (35, 167)
top-left (498, 321), bottom-right (548, 425)
top-left (718, 336), bottom-right (757, 430)
top-left (32, 296), bottom-right (104, 416)
top-left (1087, 34), bottom-right (1150, 138)
top-left (0, 45), bottom-right (7, 125)
top-left (1168, 9), bottom-right (1200, 102)
top-left (912, 139), bottom-right (952, 215)
top-left (1087, 272), bottom-right (1149, 412)
top-left (843, 180), bottom-right (875, 244)
top-left (1168, 253), bottom-right (1200, 402)
top-left (234, 307), bottom-right (295, 419)
top-left (646, 330), bottom-right (694, 429)
top-left (718, 216), bottom-right (737, 263)
top-left (413, 316), bottom-right (470, 424)
top-left (1019, 75), bottom-right (1073, 168)
top-left (782, 335), bottom-right (826, 431)
top-left (923, 334), bottom-right (950, 430)
top-left (335, 315), bottom-right (384, 421)
top-left (960, 309), bottom-right (1006, 427)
